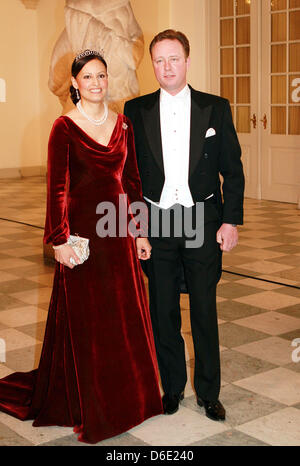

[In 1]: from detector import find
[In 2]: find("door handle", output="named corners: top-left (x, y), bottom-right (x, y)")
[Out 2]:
top-left (250, 113), bottom-right (257, 129)
top-left (260, 114), bottom-right (267, 129)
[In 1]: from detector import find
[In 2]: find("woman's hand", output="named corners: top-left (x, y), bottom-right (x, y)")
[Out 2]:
top-left (54, 244), bottom-right (81, 269)
top-left (136, 237), bottom-right (152, 260)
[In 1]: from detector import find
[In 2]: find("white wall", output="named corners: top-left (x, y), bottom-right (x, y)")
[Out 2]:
top-left (170, 0), bottom-right (210, 92)
top-left (0, 0), bottom-right (41, 176)
top-left (36, 0), bottom-right (65, 166)
top-left (131, 0), bottom-right (210, 95)
top-left (0, 0), bottom-right (65, 175)
top-left (130, 0), bottom-right (171, 95)
top-left (0, 0), bottom-right (211, 177)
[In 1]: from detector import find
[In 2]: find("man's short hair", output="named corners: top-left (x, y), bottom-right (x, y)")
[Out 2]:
top-left (149, 29), bottom-right (190, 58)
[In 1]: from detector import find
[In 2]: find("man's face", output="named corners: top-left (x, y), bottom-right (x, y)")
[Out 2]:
top-left (151, 39), bottom-right (190, 95)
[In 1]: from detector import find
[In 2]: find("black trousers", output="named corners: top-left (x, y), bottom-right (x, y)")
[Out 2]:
top-left (144, 202), bottom-right (222, 401)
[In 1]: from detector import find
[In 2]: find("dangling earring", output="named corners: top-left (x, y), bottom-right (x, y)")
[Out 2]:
top-left (76, 89), bottom-right (80, 100)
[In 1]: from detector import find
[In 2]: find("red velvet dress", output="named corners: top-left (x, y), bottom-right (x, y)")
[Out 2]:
top-left (0, 114), bottom-right (163, 444)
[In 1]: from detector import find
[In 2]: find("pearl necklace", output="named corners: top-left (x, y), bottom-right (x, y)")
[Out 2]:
top-left (76, 100), bottom-right (108, 126)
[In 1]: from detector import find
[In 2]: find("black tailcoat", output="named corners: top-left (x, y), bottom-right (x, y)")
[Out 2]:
top-left (124, 86), bottom-right (244, 399)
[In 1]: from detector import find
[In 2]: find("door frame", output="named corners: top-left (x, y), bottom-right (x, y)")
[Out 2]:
top-left (207, 0), bottom-right (261, 200)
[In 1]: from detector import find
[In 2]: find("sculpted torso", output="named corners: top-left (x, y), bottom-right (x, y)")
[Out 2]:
top-left (49, 0), bottom-right (144, 112)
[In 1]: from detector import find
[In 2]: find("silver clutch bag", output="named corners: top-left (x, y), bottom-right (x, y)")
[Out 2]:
top-left (67, 234), bottom-right (90, 265)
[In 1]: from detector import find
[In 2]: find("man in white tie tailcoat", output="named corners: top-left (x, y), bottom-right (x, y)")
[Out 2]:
top-left (124, 30), bottom-right (244, 421)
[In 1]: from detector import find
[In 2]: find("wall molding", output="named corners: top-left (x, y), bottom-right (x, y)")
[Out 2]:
top-left (20, 0), bottom-right (40, 10)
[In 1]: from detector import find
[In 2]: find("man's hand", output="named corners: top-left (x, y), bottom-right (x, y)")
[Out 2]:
top-left (216, 223), bottom-right (238, 252)
top-left (136, 237), bottom-right (152, 260)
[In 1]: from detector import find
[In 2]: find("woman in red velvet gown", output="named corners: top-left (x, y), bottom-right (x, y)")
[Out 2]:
top-left (0, 50), bottom-right (163, 444)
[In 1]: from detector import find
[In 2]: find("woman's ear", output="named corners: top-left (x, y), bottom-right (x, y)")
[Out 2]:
top-left (71, 76), bottom-right (78, 89)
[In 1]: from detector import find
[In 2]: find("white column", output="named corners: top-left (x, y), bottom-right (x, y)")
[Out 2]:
top-left (169, 0), bottom-right (210, 92)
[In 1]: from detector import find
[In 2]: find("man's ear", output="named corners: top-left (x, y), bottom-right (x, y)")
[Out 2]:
top-left (186, 56), bottom-right (191, 70)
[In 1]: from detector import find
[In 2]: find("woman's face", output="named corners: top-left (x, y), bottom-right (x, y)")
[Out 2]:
top-left (72, 58), bottom-right (108, 104)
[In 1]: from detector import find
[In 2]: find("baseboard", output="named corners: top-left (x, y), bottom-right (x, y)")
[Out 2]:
top-left (0, 166), bottom-right (46, 179)
top-left (20, 166), bottom-right (46, 177)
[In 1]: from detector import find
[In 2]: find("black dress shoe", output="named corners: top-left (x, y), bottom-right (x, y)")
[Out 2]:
top-left (197, 397), bottom-right (226, 421)
top-left (162, 393), bottom-right (184, 415)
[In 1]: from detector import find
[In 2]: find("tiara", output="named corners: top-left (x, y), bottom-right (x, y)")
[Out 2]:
top-left (75, 49), bottom-right (105, 62)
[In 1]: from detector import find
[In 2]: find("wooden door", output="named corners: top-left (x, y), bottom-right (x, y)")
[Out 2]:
top-left (209, 0), bottom-right (300, 203)
top-left (261, 0), bottom-right (300, 203)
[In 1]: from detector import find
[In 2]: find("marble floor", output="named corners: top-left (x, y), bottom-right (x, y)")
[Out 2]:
top-left (0, 177), bottom-right (299, 446)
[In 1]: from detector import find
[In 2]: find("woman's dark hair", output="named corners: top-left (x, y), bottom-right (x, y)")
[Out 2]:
top-left (70, 50), bottom-right (108, 105)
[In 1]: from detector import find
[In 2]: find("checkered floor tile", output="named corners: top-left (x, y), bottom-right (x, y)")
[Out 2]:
top-left (0, 177), bottom-right (299, 446)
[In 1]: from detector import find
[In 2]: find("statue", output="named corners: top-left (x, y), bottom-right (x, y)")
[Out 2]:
top-left (48, 0), bottom-right (144, 113)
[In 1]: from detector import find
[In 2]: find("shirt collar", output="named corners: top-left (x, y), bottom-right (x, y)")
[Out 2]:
top-left (160, 84), bottom-right (190, 103)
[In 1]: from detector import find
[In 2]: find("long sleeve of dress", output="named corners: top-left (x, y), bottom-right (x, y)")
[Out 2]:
top-left (44, 118), bottom-right (70, 246)
top-left (122, 117), bottom-right (148, 237)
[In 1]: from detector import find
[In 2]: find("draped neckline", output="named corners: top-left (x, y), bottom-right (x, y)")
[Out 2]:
top-left (62, 113), bottom-right (122, 150)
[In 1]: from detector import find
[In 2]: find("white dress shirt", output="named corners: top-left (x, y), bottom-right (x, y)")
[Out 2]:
top-left (145, 85), bottom-right (194, 209)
